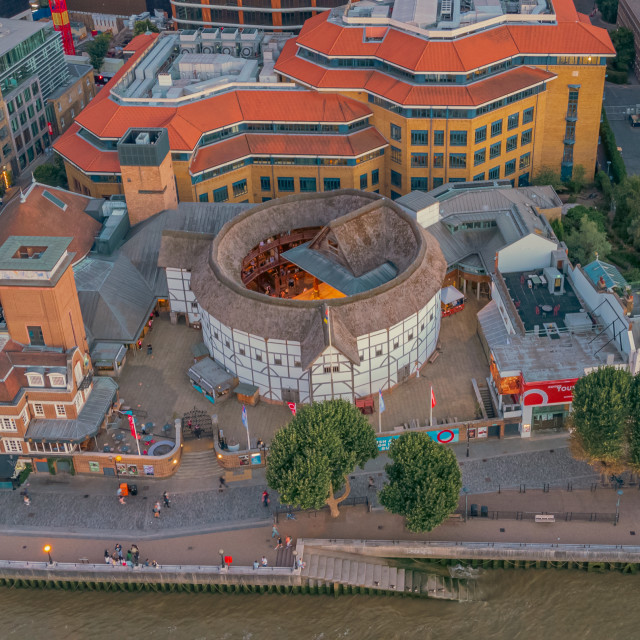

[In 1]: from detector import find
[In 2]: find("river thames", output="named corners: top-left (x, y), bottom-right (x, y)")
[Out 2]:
top-left (2, 569), bottom-right (638, 639)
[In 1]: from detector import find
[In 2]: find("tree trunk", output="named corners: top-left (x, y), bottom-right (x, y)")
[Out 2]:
top-left (325, 476), bottom-right (351, 518)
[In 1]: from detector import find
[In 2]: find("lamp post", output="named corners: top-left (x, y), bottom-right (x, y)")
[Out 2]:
top-left (43, 544), bottom-right (53, 565)
top-left (607, 160), bottom-right (611, 178)
top-left (615, 489), bottom-right (624, 526)
top-left (466, 427), bottom-right (470, 458)
top-left (114, 455), bottom-right (122, 480)
top-left (219, 548), bottom-right (225, 568)
top-left (462, 487), bottom-right (469, 522)
top-left (292, 549), bottom-right (298, 570)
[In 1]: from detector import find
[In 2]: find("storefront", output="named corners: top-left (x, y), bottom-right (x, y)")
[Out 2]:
top-left (519, 377), bottom-right (577, 436)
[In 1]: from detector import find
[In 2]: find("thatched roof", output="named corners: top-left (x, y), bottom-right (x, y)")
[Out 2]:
top-left (169, 191), bottom-right (445, 368)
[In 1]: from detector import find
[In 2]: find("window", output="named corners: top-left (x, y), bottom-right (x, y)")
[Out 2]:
top-left (213, 331), bottom-right (219, 340)
top-left (506, 135), bottom-right (518, 152)
top-left (474, 148), bottom-right (486, 166)
top-left (433, 153), bottom-right (444, 168)
top-left (32, 81), bottom-right (38, 95)
top-left (391, 146), bottom-right (402, 164)
top-left (260, 176), bottom-right (271, 191)
top-left (239, 346), bottom-right (246, 356)
top-left (15, 94), bottom-right (23, 108)
top-left (490, 142), bottom-right (501, 159)
top-left (411, 130), bottom-right (429, 146)
top-left (55, 404), bottom-right (66, 418)
top-left (360, 173), bottom-right (368, 189)
top-left (390, 123), bottom-right (402, 141)
top-left (26, 372), bottom-right (44, 387)
top-left (393, 340), bottom-right (399, 350)
top-left (521, 129), bottom-right (532, 146)
top-left (294, 360), bottom-right (301, 368)
top-left (20, 408), bottom-right (29, 427)
top-left (519, 152), bottom-right (531, 169)
top-left (255, 351), bottom-right (263, 362)
top-left (2, 438), bottom-right (22, 453)
top-left (33, 403), bottom-right (44, 417)
top-left (323, 178), bottom-right (340, 191)
top-left (433, 130), bottom-right (444, 146)
top-left (7, 101), bottom-right (14, 115)
top-left (518, 173), bottom-right (530, 187)
top-left (27, 105), bottom-right (34, 119)
top-left (48, 373), bottom-right (66, 388)
top-left (450, 130), bottom-right (467, 146)
top-left (508, 113), bottom-right (519, 130)
top-left (475, 126), bottom-right (487, 144)
top-left (407, 331), bottom-right (414, 341)
top-left (390, 170), bottom-right (402, 188)
top-left (375, 346), bottom-right (383, 357)
top-left (411, 153), bottom-right (428, 168)
top-left (198, 193), bottom-right (209, 202)
top-left (473, 172), bottom-right (486, 181)
top-left (225, 339), bottom-right (230, 348)
top-left (449, 153), bottom-right (466, 169)
top-left (491, 120), bottom-right (502, 137)
top-left (505, 159), bottom-right (516, 176)
top-left (391, 191), bottom-right (401, 200)
top-left (299, 177), bottom-right (316, 192)
top-left (433, 177), bottom-right (444, 188)
top-left (274, 356), bottom-right (282, 366)
top-left (35, 98), bottom-right (42, 112)
top-left (488, 166), bottom-right (500, 180)
top-left (277, 177), bottom-right (294, 192)
top-left (324, 364), bottom-right (340, 374)
top-left (232, 179), bottom-right (248, 197)
top-left (372, 169), bottom-right (379, 185)
top-left (523, 107), bottom-right (534, 124)
top-left (411, 177), bottom-right (429, 190)
top-left (213, 186), bottom-right (229, 202)
top-left (0, 418), bottom-right (16, 432)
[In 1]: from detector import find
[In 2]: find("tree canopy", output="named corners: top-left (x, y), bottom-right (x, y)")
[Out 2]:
top-left (33, 155), bottom-right (68, 190)
top-left (266, 399), bottom-right (378, 517)
top-left (87, 32), bottom-right (112, 71)
top-left (379, 432), bottom-right (462, 532)
top-left (564, 215), bottom-right (611, 265)
top-left (614, 176), bottom-right (640, 241)
top-left (569, 367), bottom-right (633, 467)
top-left (611, 27), bottom-right (634, 72)
top-left (532, 167), bottom-right (563, 191)
top-left (134, 20), bottom-right (160, 36)
top-left (597, 0), bottom-right (618, 23)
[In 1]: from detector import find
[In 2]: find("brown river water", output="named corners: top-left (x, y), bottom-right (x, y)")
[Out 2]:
top-left (1, 570), bottom-right (637, 639)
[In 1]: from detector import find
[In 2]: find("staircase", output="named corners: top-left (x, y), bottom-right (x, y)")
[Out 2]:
top-left (301, 551), bottom-right (474, 601)
top-left (478, 386), bottom-right (496, 419)
top-left (172, 451), bottom-right (223, 479)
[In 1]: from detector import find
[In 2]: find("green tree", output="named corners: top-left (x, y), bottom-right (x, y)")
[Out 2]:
top-left (564, 215), bottom-right (611, 265)
top-left (379, 432), bottom-right (462, 532)
top-left (87, 32), bottom-right (112, 71)
top-left (611, 27), bottom-right (634, 72)
top-left (564, 205), bottom-right (606, 233)
top-left (551, 217), bottom-right (565, 242)
top-left (266, 399), bottom-right (378, 517)
top-left (629, 375), bottom-right (640, 467)
top-left (134, 20), bottom-right (160, 36)
top-left (33, 155), bottom-right (68, 190)
top-left (532, 166), bottom-right (563, 191)
top-left (597, 0), bottom-right (619, 23)
top-left (566, 164), bottom-right (588, 194)
top-left (614, 176), bottom-right (640, 239)
top-left (569, 367), bottom-right (633, 466)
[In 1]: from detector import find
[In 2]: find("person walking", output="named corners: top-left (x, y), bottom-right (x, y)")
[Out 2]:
top-left (126, 549), bottom-right (132, 563)
top-left (368, 476), bottom-right (376, 490)
top-left (262, 490), bottom-right (270, 508)
top-left (153, 502), bottom-right (161, 518)
top-left (147, 344), bottom-right (153, 356)
top-left (261, 556), bottom-right (268, 567)
top-left (23, 495), bottom-right (30, 506)
top-left (115, 544), bottom-right (123, 560)
top-left (274, 536), bottom-right (283, 550)
top-left (119, 495), bottom-right (126, 505)
top-left (218, 476), bottom-right (226, 493)
top-left (253, 560), bottom-right (259, 570)
top-left (285, 536), bottom-right (292, 548)
top-left (104, 550), bottom-right (111, 564)
top-left (271, 524), bottom-right (279, 539)
top-left (163, 491), bottom-right (171, 508)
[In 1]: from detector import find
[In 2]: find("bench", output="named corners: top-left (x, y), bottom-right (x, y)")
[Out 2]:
top-left (428, 350), bottom-right (440, 364)
top-left (534, 514), bottom-right (555, 523)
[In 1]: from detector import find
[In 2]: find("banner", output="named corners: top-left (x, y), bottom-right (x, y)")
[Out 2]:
top-left (127, 414), bottom-right (137, 438)
top-left (376, 428), bottom-right (459, 451)
top-left (378, 389), bottom-right (385, 413)
top-left (521, 377), bottom-right (578, 406)
top-left (287, 402), bottom-right (296, 416)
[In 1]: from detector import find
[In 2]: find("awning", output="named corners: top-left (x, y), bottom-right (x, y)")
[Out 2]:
top-left (441, 285), bottom-right (464, 305)
top-left (24, 377), bottom-right (118, 444)
top-left (91, 342), bottom-right (126, 366)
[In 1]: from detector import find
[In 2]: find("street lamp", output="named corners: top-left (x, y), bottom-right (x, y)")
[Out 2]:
top-left (466, 427), bottom-right (470, 458)
top-left (43, 544), bottom-right (53, 565)
top-left (462, 487), bottom-right (469, 522)
top-left (615, 489), bottom-right (624, 526)
top-left (114, 455), bottom-right (122, 479)
top-left (219, 548), bottom-right (225, 568)
top-left (292, 549), bottom-right (298, 570)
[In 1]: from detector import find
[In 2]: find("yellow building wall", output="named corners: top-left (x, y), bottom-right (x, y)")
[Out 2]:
top-left (64, 160), bottom-right (124, 199)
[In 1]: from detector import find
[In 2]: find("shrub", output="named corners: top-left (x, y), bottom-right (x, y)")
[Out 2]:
top-left (600, 110), bottom-right (626, 183)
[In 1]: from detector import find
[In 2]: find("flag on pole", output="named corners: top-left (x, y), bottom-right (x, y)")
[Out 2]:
top-left (324, 307), bottom-right (330, 324)
top-left (127, 414), bottom-right (137, 438)
top-left (287, 402), bottom-right (296, 416)
top-left (414, 360), bottom-right (420, 378)
top-left (431, 387), bottom-right (437, 408)
top-left (241, 404), bottom-right (248, 430)
top-left (379, 389), bottom-right (385, 413)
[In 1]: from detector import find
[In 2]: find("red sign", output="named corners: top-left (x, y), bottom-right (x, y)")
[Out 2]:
top-left (127, 414), bottom-right (137, 438)
top-left (224, 556), bottom-right (233, 565)
top-left (521, 377), bottom-right (578, 406)
top-left (287, 402), bottom-right (296, 416)
top-left (47, 122), bottom-right (53, 136)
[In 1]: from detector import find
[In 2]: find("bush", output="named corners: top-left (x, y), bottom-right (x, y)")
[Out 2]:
top-left (600, 110), bottom-right (627, 183)
top-left (595, 170), bottom-right (613, 206)
top-left (606, 67), bottom-right (628, 84)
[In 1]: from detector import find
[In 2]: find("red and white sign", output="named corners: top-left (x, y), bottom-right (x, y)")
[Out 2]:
top-left (521, 377), bottom-right (578, 407)
top-left (287, 402), bottom-right (296, 416)
top-left (47, 122), bottom-right (53, 136)
top-left (477, 426), bottom-right (488, 439)
top-left (127, 414), bottom-right (137, 438)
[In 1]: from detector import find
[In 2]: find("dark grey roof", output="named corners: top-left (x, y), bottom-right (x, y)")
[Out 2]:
top-left (188, 357), bottom-right (235, 393)
top-left (90, 342), bottom-right (127, 365)
top-left (395, 191), bottom-right (437, 212)
top-left (0, 236), bottom-right (72, 271)
top-left (74, 254), bottom-right (156, 343)
top-left (24, 377), bottom-right (118, 443)
top-left (282, 242), bottom-right (397, 296)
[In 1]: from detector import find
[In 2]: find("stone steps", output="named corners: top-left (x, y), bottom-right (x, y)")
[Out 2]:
top-left (173, 451), bottom-right (223, 479)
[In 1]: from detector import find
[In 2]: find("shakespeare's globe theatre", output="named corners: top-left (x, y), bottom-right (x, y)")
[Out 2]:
top-left (190, 191), bottom-right (445, 403)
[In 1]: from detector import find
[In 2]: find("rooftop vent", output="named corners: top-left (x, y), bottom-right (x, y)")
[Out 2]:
top-left (135, 131), bottom-right (150, 145)
top-left (42, 190), bottom-right (68, 211)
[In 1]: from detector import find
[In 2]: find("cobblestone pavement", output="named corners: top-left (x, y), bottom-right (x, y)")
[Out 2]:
top-left (0, 442), bottom-right (598, 537)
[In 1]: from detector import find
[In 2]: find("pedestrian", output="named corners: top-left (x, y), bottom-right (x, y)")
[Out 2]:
top-left (115, 544), bottom-right (123, 560)
top-left (151, 560), bottom-right (158, 568)
top-left (261, 556), bottom-right (268, 567)
top-left (297, 557), bottom-right (305, 570)
top-left (253, 560), bottom-right (259, 569)
top-left (194, 425), bottom-right (201, 439)
top-left (274, 536), bottom-right (283, 550)
top-left (163, 491), bottom-right (171, 508)
top-left (119, 495), bottom-right (126, 505)
top-left (262, 490), bottom-right (270, 507)
top-left (117, 486), bottom-right (122, 498)
top-left (153, 502), bottom-right (161, 518)
top-left (368, 476), bottom-right (375, 490)
top-left (285, 536), bottom-right (292, 548)
top-left (147, 344), bottom-right (153, 356)
top-left (218, 476), bottom-right (226, 492)
top-left (126, 549), bottom-right (132, 563)
top-left (23, 495), bottom-right (30, 506)
top-left (104, 550), bottom-right (110, 564)
top-left (154, 309), bottom-right (159, 318)
top-left (271, 524), bottom-right (279, 538)
top-left (187, 419), bottom-right (192, 430)
top-left (112, 552), bottom-right (119, 564)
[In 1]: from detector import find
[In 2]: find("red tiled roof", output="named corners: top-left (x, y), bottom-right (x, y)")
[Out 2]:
top-left (286, 2), bottom-right (615, 73)
top-left (123, 33), bottom-right (159, 53)
top-left (56, 124), bottom-right (121, 173)
top-left (190, 128), bottom-right (388, 174)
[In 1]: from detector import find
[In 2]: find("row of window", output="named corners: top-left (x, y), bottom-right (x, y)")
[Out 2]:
top-left (5, 81), bottom-right (39, 115)
top-left (392, 109), bottom-right (534, 148)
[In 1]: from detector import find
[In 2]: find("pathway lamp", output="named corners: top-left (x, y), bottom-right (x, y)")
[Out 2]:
top-left (462, 487), bottom-right (469, 522)
top-left (115, 455), bottom-right (122, 479)
top-left (43, 544), bottom-right (53, 565)
top-left (219, 548), bottom-right (225, 568)
top-left (292, 549), bottom-right (298, 570)
top-left (615, 489), bottom-right (623, 526)
top-left (466, 427), bottom-right (470, 458)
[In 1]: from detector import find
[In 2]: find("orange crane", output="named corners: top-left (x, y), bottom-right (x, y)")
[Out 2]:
top-left (48, 0), bottom-right (76, 55)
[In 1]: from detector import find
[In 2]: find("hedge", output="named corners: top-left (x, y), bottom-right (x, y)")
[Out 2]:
top-left (600, 110), bottom-right (627, 183)
top-left (606, 67), bottom-right (629, 84)
top-left (595, 170), bottom-right (613, 205)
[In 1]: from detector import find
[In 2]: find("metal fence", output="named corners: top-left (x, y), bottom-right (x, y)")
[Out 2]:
top-left (457, 509), bottom-right (617, 523)
top-left (274, 496), bottom-right (369, 523)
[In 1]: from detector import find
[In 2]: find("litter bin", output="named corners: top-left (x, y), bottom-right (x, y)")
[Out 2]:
top-left (119, 482), bottom-right (129, 497)
top-left (128, 484), bottom-right (138, 496)
top-left (470, 504), bottom-right (478, 518)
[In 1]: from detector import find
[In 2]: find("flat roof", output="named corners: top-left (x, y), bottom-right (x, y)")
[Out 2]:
top-left (0, 17), bottom-right (47, 58)
top-left (0, 236), bottom-right (72, 271)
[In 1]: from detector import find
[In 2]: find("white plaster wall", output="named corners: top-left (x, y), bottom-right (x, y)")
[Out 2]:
top-left (497, 234), bottom-right (557, 274)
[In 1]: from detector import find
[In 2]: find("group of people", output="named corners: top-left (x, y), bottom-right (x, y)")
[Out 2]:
top-left (153, 491), bottom-right (171, 518)
top-left (186, 419), bottom-right (203, 439)
top-left (105, 543), bottom-right (156, 568)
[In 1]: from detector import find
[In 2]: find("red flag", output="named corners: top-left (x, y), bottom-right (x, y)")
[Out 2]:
top-left (431, 388), bottom-right (437, 408)
top-left (127, 414), bottom-right (137, 438)
top-left (287, 402), bottom-right (297, 416)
